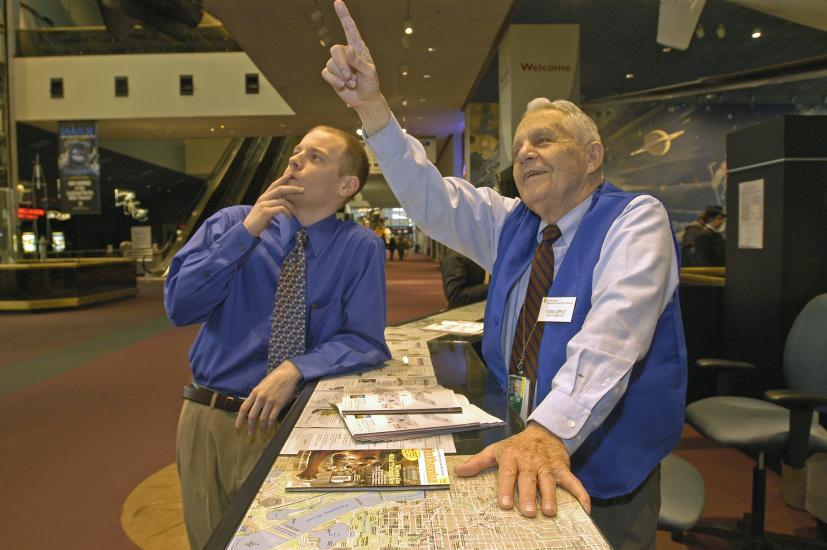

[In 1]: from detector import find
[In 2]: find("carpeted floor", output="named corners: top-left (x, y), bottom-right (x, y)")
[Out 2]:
top-left (0, 251), bottom-right (822, 549)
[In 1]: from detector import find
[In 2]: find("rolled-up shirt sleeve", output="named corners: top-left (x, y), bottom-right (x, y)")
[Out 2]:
top-left (528, 196), bottom-right (679, 454)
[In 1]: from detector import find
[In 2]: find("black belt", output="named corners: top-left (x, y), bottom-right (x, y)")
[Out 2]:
top-left (182, 383), bottom-right (244, 413)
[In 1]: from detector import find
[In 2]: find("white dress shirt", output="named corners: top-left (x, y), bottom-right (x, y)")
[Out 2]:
top-left (367, 115), bottom-right (679, 454)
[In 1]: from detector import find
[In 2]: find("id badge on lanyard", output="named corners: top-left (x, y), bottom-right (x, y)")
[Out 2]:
top-left (508, 374), bottom-right (530, 425)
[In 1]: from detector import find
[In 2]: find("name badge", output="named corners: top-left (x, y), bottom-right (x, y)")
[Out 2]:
top-left (538, 297), bottom-right (576, 323)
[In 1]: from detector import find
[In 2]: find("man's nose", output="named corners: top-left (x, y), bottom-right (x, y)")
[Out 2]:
top-left (516, 144), bottom-right (537, 163)
top-left (289, 153), bottom-right (303, 170)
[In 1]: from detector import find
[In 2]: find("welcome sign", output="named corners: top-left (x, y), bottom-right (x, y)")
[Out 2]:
top-left (498, 24), bottom-right (581, 169)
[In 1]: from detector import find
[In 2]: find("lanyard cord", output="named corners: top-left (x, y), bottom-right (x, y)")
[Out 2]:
top-left (515, 306), bottom-right (540, 375)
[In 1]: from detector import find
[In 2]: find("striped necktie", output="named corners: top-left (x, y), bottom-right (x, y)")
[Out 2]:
top-left (509, 224), bottom-right (562, 408)
top-left (267, 228), bottom-right (308, 373)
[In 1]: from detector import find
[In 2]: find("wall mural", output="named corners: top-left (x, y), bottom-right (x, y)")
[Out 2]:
top-left (465, 102), bottom-right (500, 189)
top-left (462, 99), bottom-right (827, 239)
top-left (585, 101), bottom-right (827, 236)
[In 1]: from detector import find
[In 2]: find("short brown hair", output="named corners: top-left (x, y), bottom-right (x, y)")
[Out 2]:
top-left (310, 126), bottom-right (370, 196)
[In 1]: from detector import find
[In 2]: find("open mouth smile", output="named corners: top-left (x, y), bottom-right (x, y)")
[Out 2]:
top-left (522, 169), bottom-right (547, 183)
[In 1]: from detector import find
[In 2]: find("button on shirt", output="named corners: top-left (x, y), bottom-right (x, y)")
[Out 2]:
top-left (164, 206), bottom-right (391, 396)
top-left (366, 115), bottom-right (679, 454)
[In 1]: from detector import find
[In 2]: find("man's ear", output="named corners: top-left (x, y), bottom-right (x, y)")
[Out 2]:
top-left (585, 142), bottom-right (604, 175)
top-left (338, 175), bottom-right (360, 199)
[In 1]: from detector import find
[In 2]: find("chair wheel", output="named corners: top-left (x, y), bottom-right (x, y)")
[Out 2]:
top-left (671, 531), bottom-right (685, 542)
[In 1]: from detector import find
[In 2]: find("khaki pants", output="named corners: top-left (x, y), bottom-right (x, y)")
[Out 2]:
top-left (590, 465), bottom-right (661, 550)
top-left (176, 399), bottom-right (276, 550)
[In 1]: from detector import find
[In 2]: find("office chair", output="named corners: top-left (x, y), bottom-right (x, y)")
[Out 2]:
top-left (658, 454), bottom-right (705, 540)
top-left (686, 293), bottom-right (827, 549)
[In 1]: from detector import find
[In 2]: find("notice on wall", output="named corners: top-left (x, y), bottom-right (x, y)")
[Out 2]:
top-left (130, 226), bottom-right (152, 248)
top-left (738, 179), bottom-right (764, 249)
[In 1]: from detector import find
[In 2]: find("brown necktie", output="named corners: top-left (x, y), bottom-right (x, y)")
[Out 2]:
top-left (509, 224), bottom-right (562, 408)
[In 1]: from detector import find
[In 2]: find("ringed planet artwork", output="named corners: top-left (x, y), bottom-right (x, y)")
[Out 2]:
top-left (630, 129), bottom-right (686, 157)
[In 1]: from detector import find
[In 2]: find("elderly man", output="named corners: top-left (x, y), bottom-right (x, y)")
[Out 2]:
top-left (165, 125), bottom-right (390, 549)
top-left (321, 3), bottom-right (686, 548)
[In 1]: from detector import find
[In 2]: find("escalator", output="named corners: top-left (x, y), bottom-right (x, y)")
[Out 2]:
top-left (146, 134), bottom-right (297, 276)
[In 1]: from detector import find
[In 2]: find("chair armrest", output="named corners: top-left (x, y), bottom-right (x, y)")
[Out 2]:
top-left (763, 389), bottom-right (827, 410)
top-left (694, 358), bottom-right (755, 396)
top-left (695, 358), bottom-right (756, 370)
top-left (764, 389), bottom-right (827, 468)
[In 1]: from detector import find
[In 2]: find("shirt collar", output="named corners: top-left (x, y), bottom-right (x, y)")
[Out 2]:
top-left (278, 214), bottom-right (339, 257)
top-left (535, 192), bottom-right (592, 246)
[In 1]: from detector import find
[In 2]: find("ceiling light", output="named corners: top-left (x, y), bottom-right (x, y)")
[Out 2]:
top-left (625, 73), bottom-right (635, 79)
top-left (716, 24), bottom-right (726, 39)
top-left (401, 99), bottom-right (408, 106)
top-left (220, 124), bottom-right (225, 129)
top-left (309, 9), bottom-right (322, 23)
top-left (404, 20), bottom-right (413, 35)
top-left (423, 74), bottom-right (431, 79)
top-left (751, 27), bottom-right (762, 39)
top-left (662, 47), bottom-right (671, 53)
top-left (695, 24), bottom-right (705, 39)
top-left (401, 64), bottom-right (408, 76)
top-left (210, 127), bottom-right (215, 132)
top-left (419, 98), bottom-right (426, 103)
top-left (427, 47), bottom-right (436, 52)
top-left (356, 128), bottom-right (363, 137)
top-left (319, 39), bottom-right (327, 47)
top-left (316, 26), bottom-right (329, 37)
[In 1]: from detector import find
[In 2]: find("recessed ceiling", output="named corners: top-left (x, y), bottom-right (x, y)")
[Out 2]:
top-left (204, 0), bottom-right (516, 142)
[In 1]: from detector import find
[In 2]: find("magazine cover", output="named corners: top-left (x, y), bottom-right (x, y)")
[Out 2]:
top-left (285, 448), bottom-right (450, 491)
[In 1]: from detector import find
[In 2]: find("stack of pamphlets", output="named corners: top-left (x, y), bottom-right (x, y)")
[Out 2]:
top-left (335, 389), bottom-right (504, 442)
top-left (284, 448), bottom-right (450, 491)
top-left (336, 388), bottom-right (463, 414)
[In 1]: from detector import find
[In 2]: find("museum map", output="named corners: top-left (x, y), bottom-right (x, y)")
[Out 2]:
top-left (227, 455), bottom-right (609, 550)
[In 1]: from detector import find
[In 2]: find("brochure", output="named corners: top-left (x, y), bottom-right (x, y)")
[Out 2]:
top-left (284, 448), bottom-right (450, 491)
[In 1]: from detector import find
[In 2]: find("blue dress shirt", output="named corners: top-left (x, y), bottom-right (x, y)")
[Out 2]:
top-left (165, 206), bottom-right (390, 396)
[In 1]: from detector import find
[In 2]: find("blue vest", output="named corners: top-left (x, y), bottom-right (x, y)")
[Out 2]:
top-left (481, 182), bottom-right (687, 498)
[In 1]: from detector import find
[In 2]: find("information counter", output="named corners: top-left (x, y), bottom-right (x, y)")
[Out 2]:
top-left (0, 258), bottom-right (137, 311)
top-left (206, 302), bottom-right (609, 550)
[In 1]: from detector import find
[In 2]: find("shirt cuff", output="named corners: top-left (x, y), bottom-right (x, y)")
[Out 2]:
top-left (289, 354), bottom-right (316, 381)
top-left (364, 115), bottom-right (407, 162)
top-left (528, 389), bottom-right (591, 453)
top-left (213, 219), bottom-right (259, 263)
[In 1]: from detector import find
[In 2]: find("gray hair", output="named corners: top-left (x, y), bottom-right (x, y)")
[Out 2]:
top-left (524, 97), bottom-right (601, 146)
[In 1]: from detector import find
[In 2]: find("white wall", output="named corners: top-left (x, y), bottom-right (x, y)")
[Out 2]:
top-left (184, 138), bottom-right (232, 178)
top-left (101, 138), bottom-right (186, 173)
top-left (14, 51), bottom-right (294, 121)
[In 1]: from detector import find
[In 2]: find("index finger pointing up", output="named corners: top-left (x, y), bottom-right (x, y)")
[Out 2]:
top-left (334, 0), bottom-right (366, 52)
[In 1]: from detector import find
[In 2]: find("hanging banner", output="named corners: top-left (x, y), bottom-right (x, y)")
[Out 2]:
top-left (58, 121), bottom-right (101, 214)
